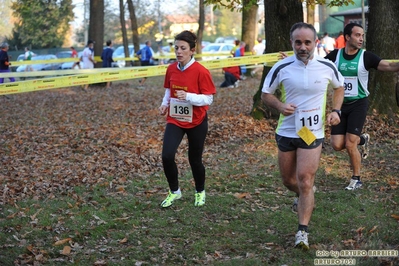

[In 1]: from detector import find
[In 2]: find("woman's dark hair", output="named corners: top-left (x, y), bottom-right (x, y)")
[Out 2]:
top-left (175, 30), bottom-right (197, 50)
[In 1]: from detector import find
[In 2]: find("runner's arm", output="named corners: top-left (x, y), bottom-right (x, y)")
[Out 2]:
top-left (185, 93), bottom-right (213, 106)
top-left (261, 92), bottom-right (296, 116)
top-left (377, 59), bottom-right (399, 72)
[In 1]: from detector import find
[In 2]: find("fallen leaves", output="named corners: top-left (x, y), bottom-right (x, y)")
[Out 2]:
top-left (0, 75), bottom-right (398, 265)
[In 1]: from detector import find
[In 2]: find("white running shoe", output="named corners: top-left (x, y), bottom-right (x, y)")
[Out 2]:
top-left (295, 230), bottom-right (309, 250)
top-left (345, 179), bottom-right (363, 190)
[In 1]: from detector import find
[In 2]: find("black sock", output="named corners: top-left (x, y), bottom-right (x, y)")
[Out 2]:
top-left (359, 135), bottom-right (365, 145)
top-left (298, 224), bottom-right (308, 232)
top-left (352, 176), bottom-right (360, 181)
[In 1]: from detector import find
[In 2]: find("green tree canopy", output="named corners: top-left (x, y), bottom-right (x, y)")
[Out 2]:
top-left (9, 0), bottom-right (74, 49)
top-left (0, 0), bottom-right (13, 41)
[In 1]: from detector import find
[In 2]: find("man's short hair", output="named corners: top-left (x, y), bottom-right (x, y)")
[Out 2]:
top-left (106, 40), bottom-right (112, 46)
top-left (1, 42), bottom-right (9, 49)
top-left (344, 23), bottom-right (363, 39)
top-left (290, 22), bottom-right (317, 41)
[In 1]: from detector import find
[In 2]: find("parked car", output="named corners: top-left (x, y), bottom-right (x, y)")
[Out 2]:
top-left (16, 54), bottom-right (61, 72)
top-left (56, 51), bottom-right (72, 59)
top-left (16, 54), bottom-right (25, 61)
top-left (60, 52), bottom-right (82, 69)
top-left (200, 43), bottom-right (235, 61)
top-left (201, 41), bottom-right (211, 48)
top-left (112, 44), bottom-right (156, 68)
top-left (214, 36), bottom-right (236, 44)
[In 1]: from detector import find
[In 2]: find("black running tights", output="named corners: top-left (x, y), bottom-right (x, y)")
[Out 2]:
top-left (161, 117), bottom-right (208, 192)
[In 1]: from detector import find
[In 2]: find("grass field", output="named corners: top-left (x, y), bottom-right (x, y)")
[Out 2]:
top-left (1, 71), bottom-right (398, 265)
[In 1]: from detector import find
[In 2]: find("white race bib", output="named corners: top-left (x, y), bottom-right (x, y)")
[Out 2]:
top-left (344, 76), bottom-right (358, 97)
top-left (169, 98), bottom-right (193, 123)
top-left (295, 107), bottom-right (323, 133)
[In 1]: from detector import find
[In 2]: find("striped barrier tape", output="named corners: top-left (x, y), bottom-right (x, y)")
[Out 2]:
top-left (0, 51), bottom-right (292, 95)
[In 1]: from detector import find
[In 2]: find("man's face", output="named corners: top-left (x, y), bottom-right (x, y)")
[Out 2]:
top-left (291, 27), bottom-right (316, 64)
top-left (346, 26), bottom-right (364, 50)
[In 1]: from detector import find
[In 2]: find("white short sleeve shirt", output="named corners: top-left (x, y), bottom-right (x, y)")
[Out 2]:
top-left (262, 55), bottom-right (344, 138)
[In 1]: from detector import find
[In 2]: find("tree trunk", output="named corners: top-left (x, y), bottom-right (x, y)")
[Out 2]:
top-left (127, 0), bottom-right (140, 66)
top-left (307, 5), bottom-right (315, 24)
top-left (241, 0), bottom-right (258, 53)
top-left (366, 0), bottom-right (399, 118)
top-left (89, 0), bottom-right (104, 68)
top-left (119, 0), bottom-right (130, 66)
top-left (196, 0), bottom-right (205, 56)
top-left (251, 0), bottom-right (303, 119)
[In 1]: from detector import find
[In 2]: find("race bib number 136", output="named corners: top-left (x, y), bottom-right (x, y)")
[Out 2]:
top-left (170, 98), bottom-right (193, 123)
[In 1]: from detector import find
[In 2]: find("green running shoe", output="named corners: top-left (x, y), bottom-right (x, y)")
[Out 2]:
top-left (161, 191), bottom-right (182, 208)
top-left (194, 191), bottom-right (206, 207)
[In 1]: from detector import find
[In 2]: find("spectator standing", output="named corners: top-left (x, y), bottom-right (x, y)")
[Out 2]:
top-left (24, 47), bottom-right (36, 72)
top-left (136, 40), bottom-right (154, 89)
top-left (0, 42), bottom-right (15, 84)
top-left (158, 30), bottom-right (216, 208)
top-left (262, 22), bottom-right (344, 250)
top-left (169, 42), bottom-right (175, 53)
top-left (230, 39), bottom-right (240, 56)
top-left (251, 37), bottom-right (266, 76)
top-left (322, 32), bottom-right (336, 54)
top-left (235, 41), bottom-right (247, 79)
top-left (101, 40), bottom-right (114, 89)
top-left (82, 40), bottom-right (96, 90)
top-left (70, 46), bottom-right (81, 69)
top-left (335, 31), bottom-right (345, 49)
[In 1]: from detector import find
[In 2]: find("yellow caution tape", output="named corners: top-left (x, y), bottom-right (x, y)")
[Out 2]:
top-left (0, 51), bottom-right (294, 95)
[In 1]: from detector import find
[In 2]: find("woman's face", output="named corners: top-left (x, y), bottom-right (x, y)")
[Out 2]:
top-left (174, 40), bottom-right (194, 66)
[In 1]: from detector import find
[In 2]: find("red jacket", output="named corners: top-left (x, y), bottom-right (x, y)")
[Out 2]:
top-left (223, 66), bottom-right (240, 80)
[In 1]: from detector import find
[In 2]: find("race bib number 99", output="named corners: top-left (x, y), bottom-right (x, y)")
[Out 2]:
top-left (344, 76), bottom-right (358, 97)
top-left (170, 98), bottom-right (193, 123)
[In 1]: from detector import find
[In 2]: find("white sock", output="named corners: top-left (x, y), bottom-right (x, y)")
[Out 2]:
top-left (172, 188), bottom-right (181, 194)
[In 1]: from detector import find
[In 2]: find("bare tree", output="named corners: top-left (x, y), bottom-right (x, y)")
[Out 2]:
top-left (89, 0), bottom-right (104, 68)
top-left (241, 0), bottom-right (258, 53)
top-left (367, 0), bottom-right (399, 117)
top-left (127, 0), bottom-right (140, 66)
top-left (119, 0), bottom-right (130, 66)
top-left (196, 0), bottom-right (205, 56)
top-left (251, 0), bottom-right (303, 119)
top-left (307, 4), bottom-right (315, 24)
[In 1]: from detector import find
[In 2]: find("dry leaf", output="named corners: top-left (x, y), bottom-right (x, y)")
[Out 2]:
top-left (342, 239), bottom-right (356, 246)
top-left (54, 238), bottom-right (72, 246)
top-left (324, 167), bottom-right (332, 175)
top-left (61, 246), bottom-right (71, 255)
top-left (391, 214), bottom-right (399, 221)
top-left (30, 209), bottom-right (42, 220)
top-left (93, 260), bottom-right (107, 265)
top-left (119, 237), bottom-right (128, 244)
top-left (368, 225), bottom-right (378, 233)
top-left (356, 227), bottom-right (365, 233)
top-left (234, 192), bottom-right (250, 199)
top-left (6, 212), bottom-right (18, 219)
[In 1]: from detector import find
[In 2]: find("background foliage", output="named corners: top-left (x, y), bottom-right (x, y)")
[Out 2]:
top-left (8, 0), bottom-right (74, 49)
